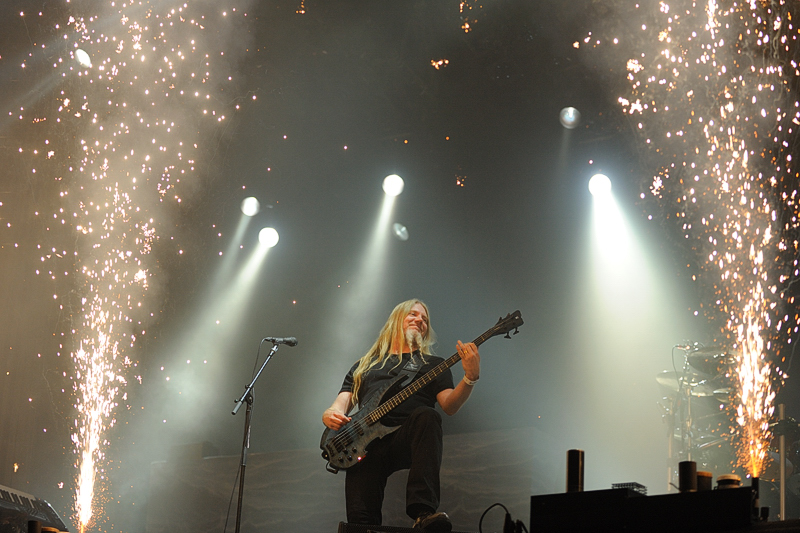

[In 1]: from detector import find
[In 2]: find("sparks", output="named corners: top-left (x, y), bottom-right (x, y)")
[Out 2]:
top-left (13, 2), bottom-right (254, 529)
top-left (592, 0), bottom-right (799, 477)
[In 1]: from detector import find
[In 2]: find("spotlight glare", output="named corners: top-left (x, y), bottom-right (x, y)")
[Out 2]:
top-left (240, 197), bottom-right (260, 217)
top-left (382, 174), bottom-right (404, 197)
top-left (392, 223), bottom-right (409, 241)
top-left (559, 106), bottom-right (581, 129)
top-left (588, 174), bottom-right (612, 197)
top-left (258, 227), bottom-right (279, 248)
top-left (75, 49), bottom-right (92, 68)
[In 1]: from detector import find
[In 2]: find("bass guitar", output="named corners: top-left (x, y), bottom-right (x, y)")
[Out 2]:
top-left (320, 310), bottom-right (523, 473)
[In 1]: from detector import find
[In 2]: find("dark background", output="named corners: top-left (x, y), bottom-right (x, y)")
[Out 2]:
top-left (1, 0), bottom-right (798, 531)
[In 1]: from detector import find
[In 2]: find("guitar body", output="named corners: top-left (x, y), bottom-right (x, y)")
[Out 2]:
top-left (320, 375), bottom-right (409, 473)
top-left (320, 310), bottom-right (523, 474)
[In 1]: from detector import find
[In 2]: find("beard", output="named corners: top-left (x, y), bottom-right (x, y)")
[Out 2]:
top-left (405, 328), bottom-right (423, 351)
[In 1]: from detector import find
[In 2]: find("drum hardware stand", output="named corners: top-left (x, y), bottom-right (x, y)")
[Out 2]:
top-left (663, 397), bottom-right (675, 491)
top-left (683, 370), bottom-right (695, 462)
top-left (679, 359), bottom-right (698, 452)
top-left (778, 403), bottom-right (786, 520)
top-left (665, 346), bottom-right (699, 491)
top-left (230, 341), bottom-right (282, 533)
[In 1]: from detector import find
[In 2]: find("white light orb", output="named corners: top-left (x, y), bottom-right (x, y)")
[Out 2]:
top-left (588, 174), bottom-right (612, 197)
top-left (392, 223), bottom-right (409, 241)
top-left (382, 174), bottom-right (404, 197)
top-left (241, 196), bottom-right (260, 217)
top-left (258, 227), bottom-right (279, 248)
top-left (559, 107), bottom-right (581, 129)
top-left (75, 49), bottom-right (92, 68)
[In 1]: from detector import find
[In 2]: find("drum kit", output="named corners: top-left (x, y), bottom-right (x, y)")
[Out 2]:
top-left (658, 346), bottom-right (735, 477)
top-left (658, 344), bottom-right (800, 517)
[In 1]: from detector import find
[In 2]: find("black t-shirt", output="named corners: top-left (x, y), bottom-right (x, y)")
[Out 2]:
top-left (339, 351), bottom-right (455, 426)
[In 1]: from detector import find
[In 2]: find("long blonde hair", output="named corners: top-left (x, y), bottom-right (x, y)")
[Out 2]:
top-left (350, 299), bottom-right (436, 406)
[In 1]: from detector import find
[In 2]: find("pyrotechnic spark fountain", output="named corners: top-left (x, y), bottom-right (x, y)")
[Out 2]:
top-left (583, 0), bottom-right (800, 477)
top-left (10, 1), bottom-right (254, 530)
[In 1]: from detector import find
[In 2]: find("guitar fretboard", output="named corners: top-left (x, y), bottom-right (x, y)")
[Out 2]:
top-left (365, 328), bottom-right (499, 424)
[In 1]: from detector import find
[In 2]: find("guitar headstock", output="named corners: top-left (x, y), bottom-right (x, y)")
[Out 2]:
top-left (490, 310), bottom-right (523, 339)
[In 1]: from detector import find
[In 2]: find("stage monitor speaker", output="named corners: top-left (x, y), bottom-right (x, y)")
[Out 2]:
top-left (0, 484), bottom-right (69, 533)
top-left (337, 522), bottom-right (473, 533)
top-left (530, 488), bottom-right (643, 532)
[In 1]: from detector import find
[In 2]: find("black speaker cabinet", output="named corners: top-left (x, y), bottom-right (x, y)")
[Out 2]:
top-left (531, 487), bottom-right (757, 533)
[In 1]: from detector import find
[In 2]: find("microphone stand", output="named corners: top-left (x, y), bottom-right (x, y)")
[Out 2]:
top-left (231, 341), bottom-right (280, 533)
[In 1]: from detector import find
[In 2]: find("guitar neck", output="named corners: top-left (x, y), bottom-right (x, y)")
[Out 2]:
top-left (367, 331), bottom-right (493, 423)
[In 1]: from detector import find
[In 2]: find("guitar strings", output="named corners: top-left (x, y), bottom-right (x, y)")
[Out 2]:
top-left (328, 419), bottom-right (364, 451)
top-left (327, 359), bottom-right (455, 453)
top-left (326, 317), bottom-right (518, 461)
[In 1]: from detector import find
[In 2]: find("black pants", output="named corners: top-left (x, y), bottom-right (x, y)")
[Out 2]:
top-left (345, 406), bottom-right (444, 525)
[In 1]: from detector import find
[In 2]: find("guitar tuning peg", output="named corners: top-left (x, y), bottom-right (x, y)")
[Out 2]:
top-left (504, 332), bottom-right (511, 339)
top-left (513, 328), bottom-right (519, 335)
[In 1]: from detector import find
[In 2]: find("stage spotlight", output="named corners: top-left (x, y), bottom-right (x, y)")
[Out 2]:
top-left (588, 174), bottom-right (612, 198)
top-left (241, 197), bottom-right (260, 217)
top-left (258, 227), bottom-right (279, 248)
top-left (559, 107), bottom-right (581, 129)
top-left (392, 223), bottom-right (409, 241)
top-left (75, 49), bottom-right (92, 68)
top-left (382, 174), bottom-right (404, 197)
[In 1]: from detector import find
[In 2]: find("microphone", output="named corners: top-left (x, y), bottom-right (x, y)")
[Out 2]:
top-left (264, 336), bottom-right (298, 347)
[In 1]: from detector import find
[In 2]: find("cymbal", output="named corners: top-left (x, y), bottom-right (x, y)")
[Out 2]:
top-left (656, 370), bottom-right (717, 396)
top-left (713, 388), bottom-right (732, 403)
top-left (694, 435), bottom-right (729, 451)
top-left (694, 412), bottom-right (727, 425)
top-left (687, 346), bottom-right (737, 375)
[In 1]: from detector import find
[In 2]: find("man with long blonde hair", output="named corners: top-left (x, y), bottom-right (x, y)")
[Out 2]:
top-left (323, 299), bottom-right (481, 531)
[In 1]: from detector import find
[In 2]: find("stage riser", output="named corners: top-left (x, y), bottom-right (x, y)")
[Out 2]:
top-left (529, 487), bottom-right (800, 533)
top-left (337, 523), bottom-right (473, 533)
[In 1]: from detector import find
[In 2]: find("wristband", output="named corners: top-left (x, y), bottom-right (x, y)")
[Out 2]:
top-left (462, 375), bottom-right (479, 386)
